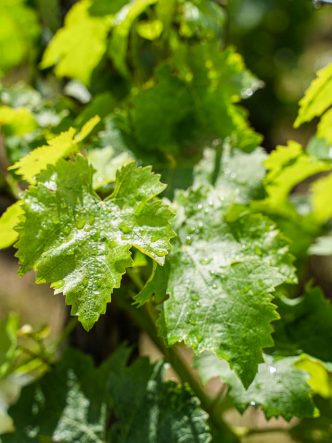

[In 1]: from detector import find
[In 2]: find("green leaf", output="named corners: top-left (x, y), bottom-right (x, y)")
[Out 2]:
top-left (194, 146), bottom-right (266, 202)
top-left (0, 0), bottom-right (40, 73)
top-left (16, 157), bottom-right (175, 330)
top-left (195, 352), bottom-right (317, 421)
top-left (41, 0), bottom-right (113, 84)
top-left (1, 348), bottom-right (124, 443)
top-left (179, 1), bottom-right (225, 39)
top-left (0, 314), bottom-right (19, 378)
top-left (0, 202), bottom-right (24, 250)
top-left (274, 287), bottom-right (332, 363)
top-left (109, 357), bottom-right (211, 443)
top-left (295, 62), bottom-right (332, 127)
top-left (87, 146), bottom-right (134, 190)
top-left (136, 19), bottom-right (163, 40)
top-left (311, 173), bottom-right (332, 223)
top-left (318, 108), bottom-right (332, 144)
top-left (262, 141), bottom-right (330, 209)
top-left (0, 106), bottom-right (37, 136)
top-left (9, 116), bottom-right (100, 184)
top-left (108, 0), bottom-right (158, 76)
top-left (129, 66), bottom-right (192, 151)
top-left (157, 186), bottom-right (295, 387)
top-left (135, 261), bottom-right (169, 306)
top-left (3, 347), bottom-right (211, 443)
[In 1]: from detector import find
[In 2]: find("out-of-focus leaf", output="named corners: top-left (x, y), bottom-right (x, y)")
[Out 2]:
top-left (109, 0), bottom-right (158, 76)
top-left (9, 117), bottom-right (100, 183)
top-left (41, 0), bottom-right (113, 84)
top-left (295, 62), bottom-right (332, 128)
top-left (0, 107), bottom-right (37, 136)
top-left (0, 0), bottom-right (40, 74)
top-left (195, 352), bottom-right (317, 421)
top-left (0, 202), bottom-right (24, 250)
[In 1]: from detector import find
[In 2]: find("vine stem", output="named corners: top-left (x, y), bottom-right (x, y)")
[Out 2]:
top-left (115, 295), bottom-right (239, 442)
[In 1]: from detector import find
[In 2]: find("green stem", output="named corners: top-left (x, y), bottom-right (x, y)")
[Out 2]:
top-left (115, 295), bottom-right (239, 442)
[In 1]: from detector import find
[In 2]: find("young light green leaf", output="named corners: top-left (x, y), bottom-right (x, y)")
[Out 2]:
top-left (0, 0), bottom-right (40, 73)
top-left (0, 106), bottom-right (37, 136)
top-left (0, 202), bottom-right (24, 250)
top-left (317, 108), bottom-right (332, 144)
top-left (263, 141), bottom-right (329, 209)
top-left (41, 0), bottom-right (113, 84)
top-left (16, 157), bottom-right (175, 330)
top-left (311, 173), bottom-right (332, 223)
top-left (295, 62), bottom-right (332, 127)
top-left (195, 352), bottom-right (317, 421)
top-left (157, 186), bottom-right (296, 387)
top-left (9, 116), bottom-right (100, 184)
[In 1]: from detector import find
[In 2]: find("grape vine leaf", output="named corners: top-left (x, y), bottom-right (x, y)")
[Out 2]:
top-left (1, 348), bottom-right (124, 443)
top-left (0, 202), bottom-right (24, 250)
top-left (0, 106), bottom-right (37, 136)
top-left (15, 157), bottom-right (175, 330)
top-left (311, 173), bottom-right (332, 223)
top-left (194, 146), bottom-right (266, 202)
top-left (87, 145), bottom-right (134, 190)
top-left (195, 352), bottom-right (317, 421)
top-left (2, 347), bottom-right (211, 443)
top-left (295, 62), bottom-right (332, 128)
top-left (273, 287), bottom-right (332, 363)
top-left (109, 356), bottom-right (211, 443)
top-left (263, 141), bottom-right (329, 208)
top-left (9, 116), bottom-right (100, 184)
top-left (317, 108), bottom-right (332, 144)
top-left (0, 0), bottom-right (40, 73)
top-left (153, 186), bottom-right (296, 387)
top-left (108, 0), bottom-right (158, 76)
top-left (41, 0), bottom-right (113, 84)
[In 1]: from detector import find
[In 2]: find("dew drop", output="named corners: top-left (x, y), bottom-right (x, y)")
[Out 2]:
top-left (200, 258), bottom-right (211, 265)
top-left (269, 366), bottom-right (277, 375)
top-left (120, 223), bottom-right (132, 234)
top-left (242, 88), bottom-right (254, 98)
top-left (197, 204), bottom-right (203, 210)
top-left (52, 280), bottom-right (65, 289)
top-left (250, 401), bottom-right (256, 407)
top-left (212, 283), bottom-right (218, 290)
top-left (76, 216), bottom-right (86, 229)
top-left (185, 235), bottom-right (193, 245)
top-left (188, 315), bottom-right (197, 326)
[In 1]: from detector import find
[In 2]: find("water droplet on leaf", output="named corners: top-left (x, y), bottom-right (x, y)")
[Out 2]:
top-left (120, 223), bottom-right (132, 234)
top-left (76, 216), bottom-right (86, 229)
top-left (185, 235), bottom-right (193, 245)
